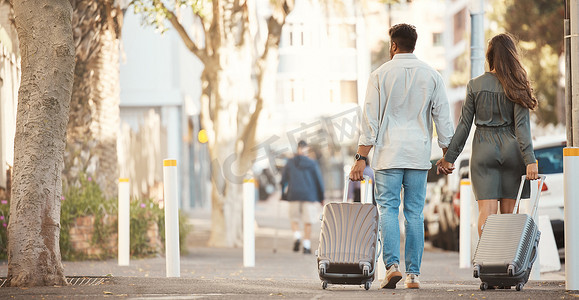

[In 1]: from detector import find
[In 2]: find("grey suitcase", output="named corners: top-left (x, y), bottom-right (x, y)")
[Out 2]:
top-left (317, 177), bottom-right (380, 290)
top-left (472, 175), bottom-right (546, 291)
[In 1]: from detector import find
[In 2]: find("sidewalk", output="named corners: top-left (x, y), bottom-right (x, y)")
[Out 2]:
top-left (0, 196), bottom-right (572, 299)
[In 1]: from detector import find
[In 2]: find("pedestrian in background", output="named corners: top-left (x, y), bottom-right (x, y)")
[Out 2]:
top-left (281, 140), bottom-right (324, 254)
top-left (349, 23), bottom-right (454, 289)
top-left (437, 33), bottom-right (539, 237)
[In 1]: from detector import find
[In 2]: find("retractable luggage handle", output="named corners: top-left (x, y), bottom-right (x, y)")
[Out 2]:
top-left (342, 175), bottom-right (382, 266)
top-left (343, 175), bottom-right (371, 203)
top-left (512, 174), bottom-right (546, 219)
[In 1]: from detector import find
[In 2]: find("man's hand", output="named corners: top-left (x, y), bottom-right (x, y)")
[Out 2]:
top-left (436, 157), bottom-right (455, 175)
top-left (526, 163), bottom-right (539, 180)
top-left (349, 160), bottom-right (366, 181)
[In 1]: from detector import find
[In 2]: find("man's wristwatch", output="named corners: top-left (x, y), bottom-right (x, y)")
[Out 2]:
top-left (354, 153), bottom-right (367, 163)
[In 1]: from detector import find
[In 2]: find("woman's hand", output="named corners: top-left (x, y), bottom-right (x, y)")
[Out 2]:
top-left (526, 162), bottom-right (539, 180)
top-left (436, 158), bottom-right (455, 175)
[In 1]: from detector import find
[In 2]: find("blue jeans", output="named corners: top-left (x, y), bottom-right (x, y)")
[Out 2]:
top-left (375, 168), bottom-right (427, 275)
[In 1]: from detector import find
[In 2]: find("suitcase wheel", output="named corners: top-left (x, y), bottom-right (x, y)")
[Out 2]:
top-left (322, 281), bottom-right (328, 290)
top-left (516, 283), bottom-right (524, 291)
top-left (364, 281), bottom-right (371, 290)
top-left (480, 282), bottom-right (488, 291)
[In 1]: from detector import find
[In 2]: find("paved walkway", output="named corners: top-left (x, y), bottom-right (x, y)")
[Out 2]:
top-left (0, 196), bottom-right (572, 299)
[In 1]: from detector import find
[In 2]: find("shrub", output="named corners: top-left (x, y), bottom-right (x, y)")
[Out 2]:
top-left (0, 198), bottom-right (9, 259)
top-left (0, 173), bottom-right (191, 260)
top-left (60, 174), bottom-right (117, 260)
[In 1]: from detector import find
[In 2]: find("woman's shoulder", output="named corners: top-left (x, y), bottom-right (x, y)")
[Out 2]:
top-left (468, 72), bottom-right (504, 94)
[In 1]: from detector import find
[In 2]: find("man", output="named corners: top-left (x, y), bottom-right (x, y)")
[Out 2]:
top-left (281, 140), bottom-right (324, 254)
top-left (349, 24), bottom-right (454, 289)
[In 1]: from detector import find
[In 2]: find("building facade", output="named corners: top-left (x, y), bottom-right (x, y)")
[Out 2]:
top-left (0, 3), bottom-right (19, 194)
top-left (119, 9), bottom-right (209, 211)
top-left (389, 0), bottom-right (471, 123)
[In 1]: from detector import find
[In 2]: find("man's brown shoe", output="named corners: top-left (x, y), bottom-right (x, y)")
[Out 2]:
top-left (380, 264), bottom-right (402, 289)
top-left (404, 274), bottom-right (420, 289)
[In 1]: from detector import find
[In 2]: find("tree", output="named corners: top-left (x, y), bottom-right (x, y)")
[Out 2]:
top-left (64, 0), bottom-right (124, 198)
top-left (8, 0), bottom-right (75, 287)
top-left (133, 0), bottom-right (293, 246)
top-left (489, 0), bottom-right (565, 124)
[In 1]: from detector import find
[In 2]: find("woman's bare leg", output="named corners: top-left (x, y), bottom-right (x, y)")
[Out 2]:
top-left (478, 199), bottom-right (498, 237)
top-left (499, 198), bottom-right (517, 214)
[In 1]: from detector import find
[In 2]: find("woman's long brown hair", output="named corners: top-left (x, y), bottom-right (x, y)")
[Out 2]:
top-left (486, 33), bottom-right (538, 110)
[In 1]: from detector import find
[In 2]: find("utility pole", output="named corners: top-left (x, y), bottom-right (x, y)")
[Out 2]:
top-left (470, 0), bottom-right (485, 78)
top-left (565, 0), bottom-right (579, 291)
top-left (571, 0), bottom-right (579, 147)
top-left (458, 0), bottom-right (485, 270)
top-left (566, 1), bottom-right (574, 146)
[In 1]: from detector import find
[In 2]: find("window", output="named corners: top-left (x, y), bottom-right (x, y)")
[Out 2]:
top-left (287, 23), bottom-right (305, 47)
top-left (535, 146), bottom-right (564, 174)
top-left (329, 24), bottom-right (356, 48)
top-left (433, 32), bottom-right (443, 47)
top-left (288, 79), bottom-right (304, 103)
top-left (340, 80), bottom-right (358, 104)
top-left (329, 81), bottom-right (339, 103)
top-left (453, 8), bottom-right (466, 45)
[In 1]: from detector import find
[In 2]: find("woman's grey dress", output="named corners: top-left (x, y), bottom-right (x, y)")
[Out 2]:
top-left (444, 72), bottom-right (536, 200)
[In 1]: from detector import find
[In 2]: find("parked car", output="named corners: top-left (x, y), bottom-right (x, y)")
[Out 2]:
top-left (424, 152), bottom-right (469, 251)
top-left (425, 134), bottom-right (567, 253)
top-left (532, 134), bottom-right (566, 249)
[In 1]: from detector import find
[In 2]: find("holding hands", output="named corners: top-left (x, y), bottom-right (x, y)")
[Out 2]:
top-left (436, 157), bottom-right (455, 175)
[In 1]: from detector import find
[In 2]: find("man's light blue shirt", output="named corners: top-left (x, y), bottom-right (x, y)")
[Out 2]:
top-left (359, 53), bottom-right (454, 170)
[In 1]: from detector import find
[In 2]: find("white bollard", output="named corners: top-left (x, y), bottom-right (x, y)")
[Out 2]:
top-left (376, 249), bottom-right (385, 281)
top-left (163, 159), bottom-right (180, 277)
top-left (459, 179), bottom-right (472, 269)
top-left (537, 215), bottom-right (561, 273)
top-left (118, 178), bottom-right (130, 266)
top-left (564, 147), bottom-right (579, 290)
top-left (470, 187), bottom-right (479, 261)
top-left (364, 178), bottom-right (373, 204)
top-left (360, 179), bottom-right (366, 204)
top-left (243, 179), bottom-right (256, 267)
top-left (363, 178), bottom-right (384, 281)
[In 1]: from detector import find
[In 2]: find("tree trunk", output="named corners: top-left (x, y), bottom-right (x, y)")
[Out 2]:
top-left (65, 27), bottom-right (120, 198)
top-left (149, 0), bottom-right (293, 247)
top-left (201, 2), bottom-right (290, 247)
top-left (65, 0), bottom-right (122, 198)
top-left (8, 0), bottom-right (75, 287)
top-left (204, 48), bottom-right (255, 247)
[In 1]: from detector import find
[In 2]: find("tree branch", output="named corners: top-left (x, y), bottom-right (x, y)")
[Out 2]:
top-left (191, 6), bottom-right (209, 46)
top-left (260, 0), bottom-right (292, 60)
top-left (238, 95), bottom-right (263, 168)
top-left (154, 0), bottom-right (208, 63)
top-left (209, 0), bottom-right (223, 57)
top-left (239, 1), bottom-right (293, 161)
top-left (234, 0), bottom-right (250, 47)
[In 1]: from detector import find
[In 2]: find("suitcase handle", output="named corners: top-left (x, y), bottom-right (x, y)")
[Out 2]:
top-left (512, 174), bottom-right (546, 218)
top-left (343, 175), bottom-right (371, 203)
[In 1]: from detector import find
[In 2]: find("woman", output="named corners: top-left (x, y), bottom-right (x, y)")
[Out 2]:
top-left (437, 33), bottom-right (539, 237)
